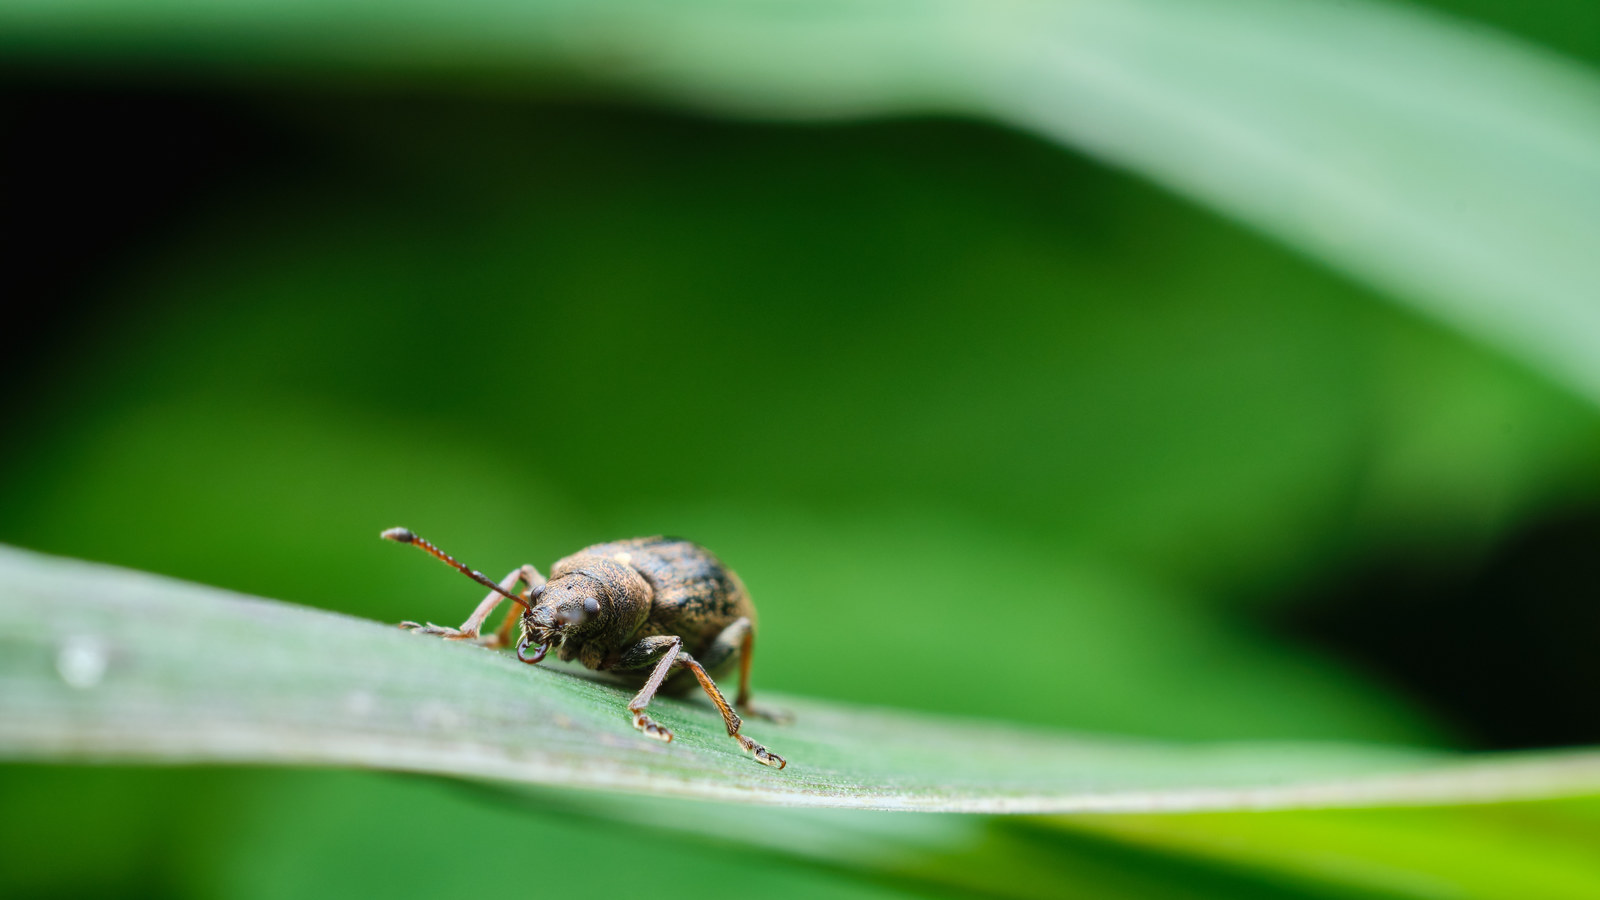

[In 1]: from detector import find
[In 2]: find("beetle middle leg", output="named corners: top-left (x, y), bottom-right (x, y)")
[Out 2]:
top-left (400, 564), bottom-right (544, 648)
top-left (694, 617), bottom-right (792, 724)
top-left (619, 634), bottom-right (786, 769)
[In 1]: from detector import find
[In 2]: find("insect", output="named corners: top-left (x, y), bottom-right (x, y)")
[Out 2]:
top-left (382, 527), bottom-right (787, 769)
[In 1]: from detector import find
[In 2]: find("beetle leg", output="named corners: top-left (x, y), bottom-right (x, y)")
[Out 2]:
top-left (696, 617), bottom-right (791, 724)
top-left (619, 636), bottom-right (684, 742)
top-left (692, 618), bottom-right (745, 690)
top-left (492, 565), bottom-right (545, 646)
top-left (678, 652), bottom-right (785, 769)
top-left (617, 634), bottom-right (786, 768)
top-left (400, 564), bottom-right (544, 648)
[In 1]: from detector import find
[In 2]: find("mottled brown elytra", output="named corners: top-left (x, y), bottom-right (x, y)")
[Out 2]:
top-left (382, 528), bottom-right (787, 769)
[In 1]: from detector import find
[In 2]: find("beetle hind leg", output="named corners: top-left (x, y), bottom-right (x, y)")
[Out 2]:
top-left (696, 617), bottom-right (792, 724)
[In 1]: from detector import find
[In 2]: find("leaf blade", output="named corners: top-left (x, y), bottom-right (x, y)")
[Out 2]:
top-left (4, 544), bottom-right (1599, 812)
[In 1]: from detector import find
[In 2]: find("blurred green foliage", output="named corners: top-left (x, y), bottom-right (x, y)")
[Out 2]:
top-left (6, 104), bottom-right (1597, 741)
top-left (3, 0), bottom-right (1600, 895)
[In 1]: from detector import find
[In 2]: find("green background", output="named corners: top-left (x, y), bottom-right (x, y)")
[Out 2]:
top-left (3, 0), bottom-right (1599, 895)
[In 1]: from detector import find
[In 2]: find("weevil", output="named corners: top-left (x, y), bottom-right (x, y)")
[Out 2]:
top-left (382, 528), bottom-right (787, 769)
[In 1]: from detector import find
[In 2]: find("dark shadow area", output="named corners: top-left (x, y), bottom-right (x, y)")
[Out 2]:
top-left (1282, 509), bottom-right (1600, 751)
top-left (1, 77), bottom-right (291, 387)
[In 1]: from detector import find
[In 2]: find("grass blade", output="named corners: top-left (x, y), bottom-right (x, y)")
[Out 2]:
top-left (3, 544), bottom-right (1598, 812)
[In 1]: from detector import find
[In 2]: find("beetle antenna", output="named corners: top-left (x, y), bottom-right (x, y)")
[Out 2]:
top-left (381, 527), bottom-right (532, 611)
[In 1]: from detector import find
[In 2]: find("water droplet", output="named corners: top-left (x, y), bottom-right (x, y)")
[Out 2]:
top-left (56, 636), bottom-right (108, 689)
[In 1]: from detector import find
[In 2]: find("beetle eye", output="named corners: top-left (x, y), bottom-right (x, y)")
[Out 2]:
top-left (582, 595), bottom-right (601, 618)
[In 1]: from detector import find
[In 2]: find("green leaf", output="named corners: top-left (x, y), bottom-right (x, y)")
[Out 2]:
top-left (1051, 799), bottom-right (1600, 899)
top-left (4, 0), bottom-right (1600, 406)
top-left (508, 788), bottom-right (1600, 898)
top-left (4, 543), bottom-right (1598, 812)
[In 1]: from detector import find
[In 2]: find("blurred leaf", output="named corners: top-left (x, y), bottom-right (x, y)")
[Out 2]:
top-left (488, 783), bottom-right (1384, 900)
top-left (1051, 798), bottom-right (1600, 900)
top-left (6, 763), bottom-right (1598, 900)
top-left (0, 766), bottom-right (936, 900)
top-left (523, 787), bottom-right (1600, 899)
top-left (4, 544), bottom-right (1598, 812)
top-left (4, 0), bottom-right (1600, 408)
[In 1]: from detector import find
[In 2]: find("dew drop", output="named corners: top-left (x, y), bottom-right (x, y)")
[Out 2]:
top-left (56, 636), bottom-right (109, 689)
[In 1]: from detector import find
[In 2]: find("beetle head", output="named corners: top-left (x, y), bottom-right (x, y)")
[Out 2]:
top-left (516, 555), bottom-right (653, 666)
top-left (516, 575), bottom-right (604, 664)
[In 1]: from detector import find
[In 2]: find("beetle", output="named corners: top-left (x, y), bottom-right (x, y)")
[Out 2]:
top-left (381, 527), bottom-right (786, 769)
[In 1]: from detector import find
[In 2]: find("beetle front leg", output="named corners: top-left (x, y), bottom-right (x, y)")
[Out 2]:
top-left (677, 653), bottom-right (786, 769)
top-left (618, 636), bottom-right (683, 741)
top-left (616, 634), bottom-right (786, 769)
top-left (400, 564), bottom-right (545, 648)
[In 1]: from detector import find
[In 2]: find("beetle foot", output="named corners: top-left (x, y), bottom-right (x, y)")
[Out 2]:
top-left (632, 712), bottom-right (674, 743)
top-left (398, 621), bottom-right (483, 642)
top-left (737, 734), bottom-right (786, 769)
